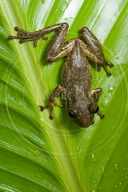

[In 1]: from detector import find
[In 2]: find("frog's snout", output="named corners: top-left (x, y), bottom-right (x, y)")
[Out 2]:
top-left (73, 114), bottom-right (94, 128)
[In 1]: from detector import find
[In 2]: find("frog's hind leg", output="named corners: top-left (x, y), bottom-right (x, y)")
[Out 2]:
top-left (45, 25), bottom-right (77, 63)
top-left (9, 23), bottom-right (69, 47)
top-left (82, 27), bottom-right (114, 77)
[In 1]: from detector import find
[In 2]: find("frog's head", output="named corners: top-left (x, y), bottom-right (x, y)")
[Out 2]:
top-left (67, 99), bottom-right (99, 128)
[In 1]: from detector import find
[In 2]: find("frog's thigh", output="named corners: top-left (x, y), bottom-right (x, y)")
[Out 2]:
top-left (91, 88), bottom-right (102, 103)
top-left (79, 39), bottom-right (102, 64)
top-left (82, 27), bottom-right (105, 62)
top-left (46, 23), bottom-right (68, 60)
top-left (46, 39), bottom-right (75, 62)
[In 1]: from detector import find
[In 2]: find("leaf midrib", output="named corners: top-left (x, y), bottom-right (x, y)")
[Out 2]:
top-left (2, 0), bottom-right (86, 191)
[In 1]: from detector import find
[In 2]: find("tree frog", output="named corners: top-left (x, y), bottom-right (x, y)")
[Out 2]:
top-left (9, 23), bottom-right (113, 128)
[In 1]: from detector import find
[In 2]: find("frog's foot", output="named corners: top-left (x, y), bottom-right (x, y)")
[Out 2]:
top-left (8, 27), bottom-right (48, 47)
top-left (39, 101), bottom-right (64, 120)
top-left (96, 64), bottom-right (111, 76)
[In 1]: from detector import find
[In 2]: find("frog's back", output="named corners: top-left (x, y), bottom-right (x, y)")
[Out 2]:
top-left (62, 39), bottom-right (92, 99)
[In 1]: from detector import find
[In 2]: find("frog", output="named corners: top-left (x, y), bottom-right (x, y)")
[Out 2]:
top-left (9, 23), bottom-right (113, 128)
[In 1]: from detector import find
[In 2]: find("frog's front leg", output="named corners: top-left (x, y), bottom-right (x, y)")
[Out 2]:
top-left (91, 88), bottom-right (105, 119)
top-left (8, 23), bottom-right (69, 47)
top-left (39, 85), bottom-right (65, 119)
top-left (82, 27), bottom-right (114, 76)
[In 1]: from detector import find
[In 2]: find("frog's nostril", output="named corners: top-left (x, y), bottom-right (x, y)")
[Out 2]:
top-left (78, 122), bottom-right (85, 127)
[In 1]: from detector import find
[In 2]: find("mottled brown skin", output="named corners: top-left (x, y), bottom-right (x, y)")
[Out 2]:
top-left (62, 39), bottom-right (93, 127)
top-left (9, 23), bottom-right (113, 128)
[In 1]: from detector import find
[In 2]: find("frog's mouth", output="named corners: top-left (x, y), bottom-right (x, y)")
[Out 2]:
top-left (85, 120), bottom-right (94, 128)
top-left (73, 119), bottom-right (86, 128)
top-left (75, 121), bottom-right (85, 127)
top-left (73, 118), bottom-right (94, 128)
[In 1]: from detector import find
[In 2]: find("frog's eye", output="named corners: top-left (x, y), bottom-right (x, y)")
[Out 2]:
top-left (68, 110), bottom-right (77, 118)
top-left (88, 103), bottom-right (99, 114)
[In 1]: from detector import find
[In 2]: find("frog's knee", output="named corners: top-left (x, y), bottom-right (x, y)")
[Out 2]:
top-left (82, 27), bottom-right (89, 33)
top-left (74, 37), bottom-right (79, 41)
top-left (46, 55), bottom-right (53, 63)
top-left (63, 23), bottom-right (69, 28)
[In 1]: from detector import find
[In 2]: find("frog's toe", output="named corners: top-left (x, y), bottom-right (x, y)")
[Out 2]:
top-left (8, 35), bottom-right (13, 40)
top-left (106, 60), bottom-right (114, 68)
top-left (14, 26), bottom-right (19, 31)
top-left (39, 105), bottom-right (47, 112)
top-left (42, 36), bottom-right (48, 40)
top-left (107, 72), bottom-right (112, 77)
top-left (96, 65), bottom-right (101, 72)
top-left (103, 65), bottom-right (112, 77)
top-left (97, 111), bottom-right (105, 119)
top-left (49, 115), bottom-right (54, 120)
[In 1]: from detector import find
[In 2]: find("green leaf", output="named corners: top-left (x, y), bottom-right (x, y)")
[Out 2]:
top-left (0, 0), bottom-right (128, 191)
